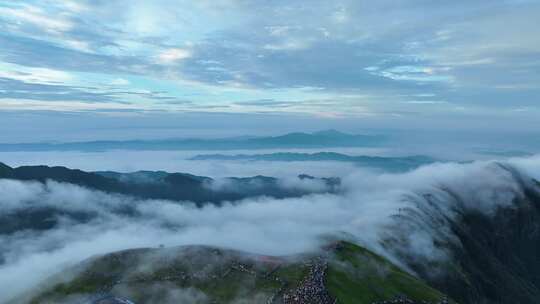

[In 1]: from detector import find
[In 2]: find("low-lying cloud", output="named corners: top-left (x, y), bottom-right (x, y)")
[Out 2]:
top-left (1, 155), bottom-right (539, 303)
top-left (0, 150), bottom-right (362, 178)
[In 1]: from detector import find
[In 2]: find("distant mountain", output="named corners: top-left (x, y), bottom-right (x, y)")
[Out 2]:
top-left (243, 129), bottom-right (385, 148)
top-left (20, 241), bottom-right (451, 304)
top-left (0, 162), bottom-right (339, 204)
top-left (191, 152), bottom-right (437, 172)
top-left (0, 162), bottom-right (340, 235)
top-left (476, 149), bottom-right (534, 157)
top-left (0, 130), bottom-right (386, 152)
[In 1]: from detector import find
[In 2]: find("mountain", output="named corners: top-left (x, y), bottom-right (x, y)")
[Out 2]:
top-left (476, 149), bottom-right (534, 157)
top-left (243, 129), bottom-right (385, 148)
top-left (0, 162), bottom-right (339, 206)
top-left (191, 152), bottom-right (437, 172)
top-left (385, 164), bottom-right (540, 304)
top-left (0, 163), bottom-right (124, 191)
top-left (0, 162), bottom-right (340, 235)
top-left (0, 161), bottom-right (12, 175)
top-left (20, 241), bottom-right (452, 304)
top-left (0, 130), bottom-right (386, 152)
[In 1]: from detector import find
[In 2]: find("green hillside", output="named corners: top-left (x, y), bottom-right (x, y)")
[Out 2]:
top-left (24, 241), bottom-right (452, 304)
top-left (327, 242), bottom-right (451, 303)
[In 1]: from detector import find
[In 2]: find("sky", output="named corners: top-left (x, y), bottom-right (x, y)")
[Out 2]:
top-left (0, 0), bottom-right (539, 142)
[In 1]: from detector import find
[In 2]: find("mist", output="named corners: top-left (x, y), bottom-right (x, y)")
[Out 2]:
top-left (0, 150), bottom-right (362, 178)
top-left (1, 155), bottom-right (540, 303)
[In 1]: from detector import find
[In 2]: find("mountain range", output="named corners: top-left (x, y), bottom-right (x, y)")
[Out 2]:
top-left (191, 152), bottom-right (437, 172)
top-left (0, 130), bottom-right (386, 152)
top-left (0, 162), bottom-right (339, 205)
top-left (0, 162), bottom-right (339, 237)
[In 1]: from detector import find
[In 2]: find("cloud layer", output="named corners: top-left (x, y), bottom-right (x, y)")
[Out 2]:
top-left (2, 155), bottom-right (540, 302)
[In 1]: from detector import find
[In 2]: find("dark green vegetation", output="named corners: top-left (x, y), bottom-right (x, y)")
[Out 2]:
top-left (0, 130), bottom-right (385, 152)
top-left (24, 242), bottom-right (451, 304)
top-left (191, 152), bottom-right (437, 172)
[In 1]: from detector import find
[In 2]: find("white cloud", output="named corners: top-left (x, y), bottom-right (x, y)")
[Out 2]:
top-left (404, 100), bottom-right (447, 105)
top-left (64, 39), bottom-right (91, 52)
top-left (0, 65), bottom-right (73, 85)
top-left (0, 99), bottom-right (139, 112)
top-left (263, 40), bottom-right (311, 51)
top-left (0, 4), bottom-right (73, 33)
top-left (266, 25), bottom-right (293, 37)
top-left (157, 48), bottom-right (192, 64)
top-left (371, 65), bottom-right (454, 83)
top-left (331, 6), bottom-right (348, 24)
top-left (111, 78), bottom-right (131, 86)
top-left (58, 1), bottom-right (88, 13)
top-left (0, 150), bottom-right (361, 178)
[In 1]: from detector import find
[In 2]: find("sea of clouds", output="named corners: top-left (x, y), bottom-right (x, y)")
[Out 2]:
top-left (1, 154), bottom-right (540, 303)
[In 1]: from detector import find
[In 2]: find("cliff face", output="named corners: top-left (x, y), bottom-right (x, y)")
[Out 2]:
top-left (391, 166), bottom-right (540, 304)
top-left (440, 184), bottom-right (540, 304)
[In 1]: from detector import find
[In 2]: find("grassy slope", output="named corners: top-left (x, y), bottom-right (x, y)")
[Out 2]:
top-left (27, 242), bottom-right (451, 304)
top-left (327, 242), bottom-right (450, 303)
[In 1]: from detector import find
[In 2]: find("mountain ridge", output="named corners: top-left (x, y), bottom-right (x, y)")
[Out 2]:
top-left (0, 130), bottom-right (386, 152)
top-left (0, 162), bottom-right (340, 205)
top-left (0, 162), bottom-right (340, 236)
top-left (190, 152), bottom-right (437, 172)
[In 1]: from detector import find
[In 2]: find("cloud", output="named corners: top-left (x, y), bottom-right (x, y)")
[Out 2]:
top-left (157, 48), bottom-right (192, 64)
top-left (404, 100), bottom-right (448, 105)
top-left (0, 66), bottom-right (73, 85)
top-left (263, 39), bottom-right (311, 51)
top-left (1, 156), bottom-right (539, 302)
top-left (0, 34), bottom-right (161, 76)
top-left (110, 78), bottom-right (130, 86)
top-left (0, 99), bottom-right (139, 112)
top-left (234, 99), bottom-right (298, 108)
top-left (0, 4), bottom-right (73, 33)
top-left (0, 0), bottom-right (539, 136)
top-left (369, 65), bottom-right (454, 83)
top-left (0, 150), bottom-right (361, 178)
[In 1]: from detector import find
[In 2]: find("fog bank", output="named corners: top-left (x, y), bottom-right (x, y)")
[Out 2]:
top-left (1, 155), bottom-right (539, 302)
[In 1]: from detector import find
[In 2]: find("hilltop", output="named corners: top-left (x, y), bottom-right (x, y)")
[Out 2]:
top-left (23, 241), bottom-right (451, 304)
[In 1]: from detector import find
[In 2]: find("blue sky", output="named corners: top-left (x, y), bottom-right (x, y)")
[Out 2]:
top-left (0, 0), bottom-right (539, 142)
